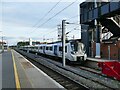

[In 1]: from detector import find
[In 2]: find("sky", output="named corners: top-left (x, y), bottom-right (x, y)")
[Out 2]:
top-left (0, 0), bottom-right (85, 45)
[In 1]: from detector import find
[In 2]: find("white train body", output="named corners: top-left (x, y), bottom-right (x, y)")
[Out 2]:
top-left (20, 39), bottom-right (87, 63)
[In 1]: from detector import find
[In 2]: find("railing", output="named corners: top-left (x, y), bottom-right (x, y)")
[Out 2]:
top-left (113, 15), bottom-right (120, 25)
top-left (80, 2), bottom-right (120, 24)
top-left (102, 32), bottom-right (113, 40)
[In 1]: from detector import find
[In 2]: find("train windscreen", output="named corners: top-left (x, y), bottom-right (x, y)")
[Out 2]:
top-left (71, 41), bottom-right (78, 52)
top-left (71, 41), bottom-right (85, 53)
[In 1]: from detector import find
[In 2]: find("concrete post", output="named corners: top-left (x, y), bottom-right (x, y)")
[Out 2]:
top-left (91, 30), bottom-right (94, 57)
top-left (108, 46), bottom-right (110, 60)
top-left (94, 0), bottom-right (101, 58)
top-left (95, 20), bottom-right (101, 58)
top-left (62, 20), bottom-right (66, 67)
top-left (29, 38), bottom-right (32, 46)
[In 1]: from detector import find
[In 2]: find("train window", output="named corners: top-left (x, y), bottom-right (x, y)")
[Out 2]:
top-left (50, 47), bottom-right (53, 51)
top-left (46, 47), bottom-right (48, 50)
top-left (40, 46), bottom-right (42, 49)
top-left (65, 46), bottom-right (67, 53)
top-left (59, 46), bottom-right (67, 52)
top-left (59, 47), bottom-right (62, 51)
top-left (48, 47), bottom-right (50, 50)
top-left (71, 42), bottom-right (78, 52)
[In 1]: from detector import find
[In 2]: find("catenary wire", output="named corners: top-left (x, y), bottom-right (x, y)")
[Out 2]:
top-left (34, 0), bottom-right (78, 31)
top-left (29, 0), bottom-right (62, 34)
top-left (32, 0), bottom-right (62, 28)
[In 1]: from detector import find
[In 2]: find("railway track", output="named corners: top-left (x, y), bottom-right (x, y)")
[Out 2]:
top-left (16, 49), bottom-right (88, 90)
top-left (28, 57), bottom-right (88, 90)
top-left (31, 50), bottom-right (120, 82)
top-left (34, 50), bottom-right (120, 82)
top-left (15, 49), bottom-right (120, 90)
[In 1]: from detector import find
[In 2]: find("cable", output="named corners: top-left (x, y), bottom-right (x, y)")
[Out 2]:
top-left (35, 0), bottom-right (78, 30)
top-left (32, 0), bottom-right (62, 28)
top-left (29, 0), bottom-right (61, 34)
top-left (68, 15), bottom-right (79, 20)
top-left (30, 0), bottom-right (78, 39)
top-left (42, 28), bottom-right (58, 42)
top-left (42, 27), bottom-right (58, 37)
top-left (43, 29), bottom-right (57, 36)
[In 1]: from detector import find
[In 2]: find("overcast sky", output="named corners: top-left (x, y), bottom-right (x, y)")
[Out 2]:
top-left (0, 0), bottom-right (85, 45)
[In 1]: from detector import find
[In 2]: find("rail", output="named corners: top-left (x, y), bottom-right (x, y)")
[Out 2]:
top-left (15, 49), bottom-right (120, 89)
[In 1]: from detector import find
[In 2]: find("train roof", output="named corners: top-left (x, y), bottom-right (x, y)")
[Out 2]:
top-left (47, 39), bottom-right (82, 44)
top-left (21, 39), bottom-right (82, 47)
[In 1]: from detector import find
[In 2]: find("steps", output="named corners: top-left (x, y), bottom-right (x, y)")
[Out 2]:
top-left (100, 17), bottom-right (120, 38)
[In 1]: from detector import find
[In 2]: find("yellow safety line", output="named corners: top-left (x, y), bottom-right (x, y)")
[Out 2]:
top-left (11, 50), bottom-right (21, 89)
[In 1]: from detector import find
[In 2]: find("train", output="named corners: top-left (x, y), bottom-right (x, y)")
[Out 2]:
top-left (19, 39), bottom-right (87, 64)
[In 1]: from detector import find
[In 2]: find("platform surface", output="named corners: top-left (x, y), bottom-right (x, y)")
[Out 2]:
top-left (87, 57), bottom-right (117, 62)
top-left (1, 49), bottom-right (64, 89)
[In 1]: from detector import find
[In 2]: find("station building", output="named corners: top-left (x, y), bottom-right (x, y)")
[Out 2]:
top-left (0, 41), bottom-right (8, 51)
top-left (80, 1), bottom-right (120, 60)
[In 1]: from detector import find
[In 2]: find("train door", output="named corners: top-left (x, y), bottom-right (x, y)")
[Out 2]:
top-left (54, 45), bottom-right (58, 56)
top-left (43, 46), bottom-right (46, 54)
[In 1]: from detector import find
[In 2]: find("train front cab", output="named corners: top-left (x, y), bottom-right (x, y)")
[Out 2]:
top-left (70, 41), bottom-right (87, 64)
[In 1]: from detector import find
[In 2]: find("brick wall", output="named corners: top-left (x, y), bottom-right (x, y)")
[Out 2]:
top-left (92, 41), bottom-right (120, 60)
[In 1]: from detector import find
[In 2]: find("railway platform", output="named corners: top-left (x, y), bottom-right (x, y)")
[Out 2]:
top-left (1, 49), bottom-right (65, 89)
top-left (86, 57), bottom-right (118, 69)
top-left (86, 57), bottom-right (120, 80)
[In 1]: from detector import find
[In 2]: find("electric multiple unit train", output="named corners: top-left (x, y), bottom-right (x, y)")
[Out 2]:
top-left (19, 39), bottom-right (87, 64)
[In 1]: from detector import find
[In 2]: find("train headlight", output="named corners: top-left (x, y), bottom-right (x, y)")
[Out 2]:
top-left (84, 54), bottom-right (87, 60)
